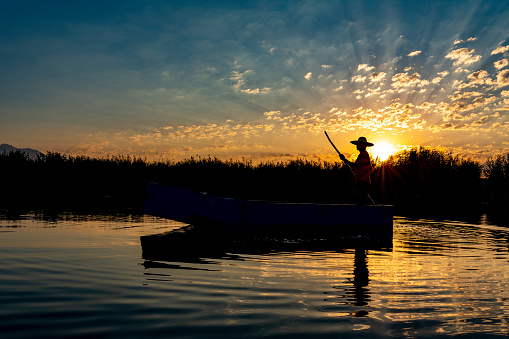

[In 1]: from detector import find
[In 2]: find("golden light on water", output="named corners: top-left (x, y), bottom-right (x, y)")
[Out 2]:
top-left (372, 142), bottom-right (396, 161)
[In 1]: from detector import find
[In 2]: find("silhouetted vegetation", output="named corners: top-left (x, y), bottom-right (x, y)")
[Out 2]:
top-left (375, 147), bottom-right (484, 205)
top-left (1, 148), bottom-right (508, 217)
top-left (483, 153), bottom-right (509, 203)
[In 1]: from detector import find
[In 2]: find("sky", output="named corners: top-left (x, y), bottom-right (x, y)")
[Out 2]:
top-left (1, 0), bottom-right (508, 162)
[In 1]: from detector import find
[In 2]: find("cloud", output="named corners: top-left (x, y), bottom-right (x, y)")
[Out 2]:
top-left (230, 70), bottom-right (253, 89)
top-left (434, 110), bottom-right (502, 131)
top-left (441, 95), bottom-right (497, 113)
top-left (391, 72), bottom-right (428, 88)
top-left (455, 67), bottom-right (470, 73)
top-left (454, 70), bottom-right (494, 89)
top-left (445, 112), bottom-right (469, 121)
top-left (241, 87), bottom-right (271, 94)
top-left (494, 59), bottom-right (508, 70)
top-left (304, 72), bottom-right (312, 80)
top-left (501, 99), bottom-right (509, 111)
top-left (370, 72), bottom-right (386, 82)
top-left (417, 102), bottom-right (435, 109)
top-left (496, 69), bottom-right (509, 87)
top-left (469, 70), bottom-right (489, 82)
top-left (454, 37), bottom-right (478, 45)
top-left (407, 50), bottom-right (421, 57)
top-left (449, 91), bottom-right (482, 101)
top-left (431, 71), bottom-right (449, 84)
top-left (491, 45), bottom-right (509, 55)
top-left (445, 48), bottom-right (481, 66)
top-left (357, 64), bottom-right (375, 71)
top-left (471, 115), bottom-right (491, 126)
top-left (351, 75), bottom-right (367, 83)
top-left (70, 120), bottom-right (280, 161)
top-left (365, 87), bottom-right (381, 98)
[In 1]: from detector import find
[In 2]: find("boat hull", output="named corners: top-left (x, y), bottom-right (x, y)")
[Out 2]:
top-left (143, 183), bottom-right (393, 234)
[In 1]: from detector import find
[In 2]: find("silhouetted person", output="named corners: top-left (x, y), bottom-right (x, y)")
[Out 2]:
top-left (338, 137), bottom-right (374, 204)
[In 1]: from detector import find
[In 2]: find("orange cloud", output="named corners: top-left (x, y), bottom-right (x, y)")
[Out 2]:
top-left (351, 75), bottom-right (367, 83)
top-left (454, 37), bottom-right (478, 45)
top-left (491, 45), bottom-right (509, 55)
top-left (445, 48), bottom-right (481, 66)
top-left (449, 91), bottom-right (483, 101)
top-left (370, 72), bottom-right (386, 82)
top-left (460, 70), bottom-right (494, 88)
top-left (357, 64), bottom-right (375, 71)
top-left (391, 72), bottom-right (428, 88)
top-left (494, 59), bottom-right (508, 70)
top-left (496, 69), bottom-right (509, 87)
top-left (407, 50), bottom-right (421, 57)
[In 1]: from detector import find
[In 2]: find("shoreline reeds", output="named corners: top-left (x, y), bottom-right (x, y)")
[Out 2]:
top-left (1, 148), bottom-right (507, 218)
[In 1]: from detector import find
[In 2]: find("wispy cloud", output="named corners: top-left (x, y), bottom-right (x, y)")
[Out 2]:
top-left (358, 64), bottom-right (375, 71)
top-left (454, 37), bottom-right (478, 44)
top-left (491, 45), bottom-right (509, 55)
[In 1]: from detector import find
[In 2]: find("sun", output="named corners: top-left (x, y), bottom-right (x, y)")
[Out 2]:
top-left (371, 141), bottom-right (396, 161)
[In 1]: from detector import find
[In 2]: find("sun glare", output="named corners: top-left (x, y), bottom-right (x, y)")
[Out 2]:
top-left (372, 142), bottom-right (396, 161)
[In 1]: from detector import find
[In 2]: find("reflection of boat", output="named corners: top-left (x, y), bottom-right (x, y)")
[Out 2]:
top-left (143, 183), bottom-right (393, 235)
top-left (140, 224), bottom-right (392, 264)
top-left (140, 226), bottom-right (388, 316)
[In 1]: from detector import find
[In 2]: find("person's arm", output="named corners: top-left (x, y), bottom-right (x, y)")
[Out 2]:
top-left (338, 153), bottom-right (354, 168)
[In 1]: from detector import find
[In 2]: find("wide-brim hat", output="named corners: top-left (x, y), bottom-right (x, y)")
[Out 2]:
top-left (350, 137), bottom-right (374, 147)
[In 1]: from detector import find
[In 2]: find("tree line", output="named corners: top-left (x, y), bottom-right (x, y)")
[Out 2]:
top-left (1, 148), bottom-right (507, 216)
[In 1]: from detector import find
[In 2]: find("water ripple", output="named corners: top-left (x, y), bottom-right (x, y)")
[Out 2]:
top-left (1, 214), bottom-right (509, 337)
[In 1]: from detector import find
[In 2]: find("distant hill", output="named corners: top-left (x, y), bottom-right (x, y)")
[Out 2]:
top-left (0, 144), bottom-right (43, 159)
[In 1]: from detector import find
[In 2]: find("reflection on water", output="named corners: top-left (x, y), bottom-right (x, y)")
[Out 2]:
top-left (352, 249), bottom-right (369, 308)
top-left (1, 212), bottom-right (509, 338)
top-left (140, 224), bottom-right (387, 322)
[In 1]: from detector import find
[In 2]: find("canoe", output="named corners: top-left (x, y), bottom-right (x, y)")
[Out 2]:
top-left (143, 183), bottom-right (393, 235)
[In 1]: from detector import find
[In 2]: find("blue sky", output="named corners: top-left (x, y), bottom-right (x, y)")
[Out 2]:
top-left (1, 0), bottom-right (508, 161)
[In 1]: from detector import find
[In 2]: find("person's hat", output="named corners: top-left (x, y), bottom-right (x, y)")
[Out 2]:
top-left (350, 136), bottom-right (374, 147)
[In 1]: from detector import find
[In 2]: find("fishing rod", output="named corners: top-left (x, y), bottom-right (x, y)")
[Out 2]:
top-left (324, 131), bottom-right (376, 205)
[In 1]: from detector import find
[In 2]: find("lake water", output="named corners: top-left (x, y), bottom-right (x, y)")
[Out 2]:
top-left (1, 211), bottom-right (509, 338)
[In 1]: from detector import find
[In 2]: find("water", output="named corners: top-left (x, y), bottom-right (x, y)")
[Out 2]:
top-left (1, 212), bottom-right (509, 338)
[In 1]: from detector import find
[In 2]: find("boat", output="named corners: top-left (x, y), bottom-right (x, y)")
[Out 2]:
top-left (143, 183), bottom-right (393, 236)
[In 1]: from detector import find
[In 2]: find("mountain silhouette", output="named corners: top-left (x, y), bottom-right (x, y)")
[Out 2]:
top-left (0, 144), bottom-right (42, 159)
